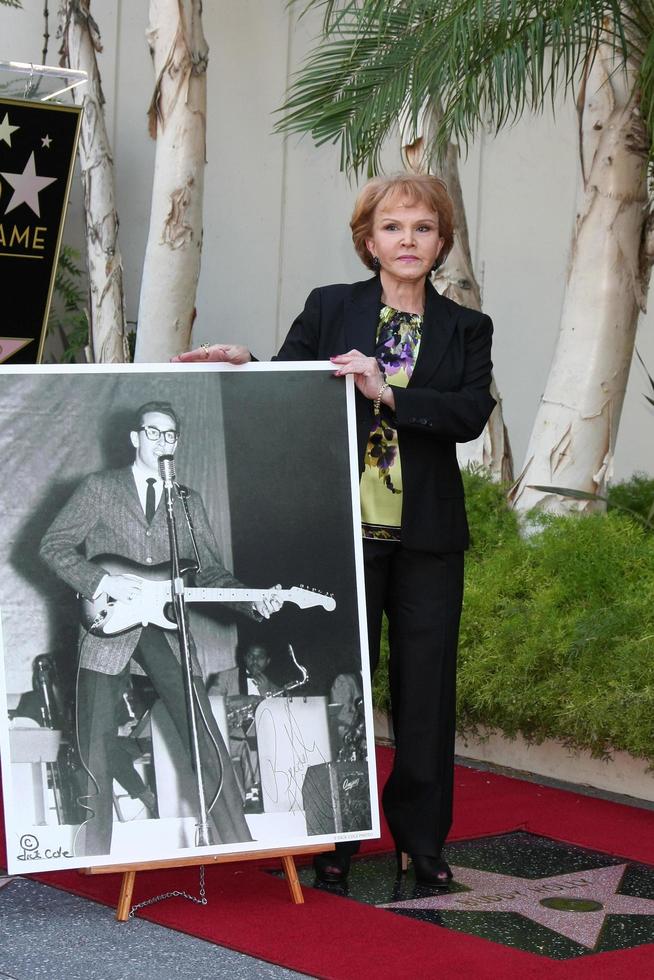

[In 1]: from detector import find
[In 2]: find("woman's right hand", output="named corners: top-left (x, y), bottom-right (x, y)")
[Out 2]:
top-left (171, 344), bottom-right (251, 364)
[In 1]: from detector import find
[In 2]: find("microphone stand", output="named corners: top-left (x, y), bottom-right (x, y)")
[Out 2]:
top-left (159, 455), bottom-right (212, 847)
top-left (34, 656), bottom-right (64, 825)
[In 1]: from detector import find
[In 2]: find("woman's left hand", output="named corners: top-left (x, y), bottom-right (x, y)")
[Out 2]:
top-left (171, 344), bottom-right (251, 364)
top-left (331, 350), bottom-right (395, 408)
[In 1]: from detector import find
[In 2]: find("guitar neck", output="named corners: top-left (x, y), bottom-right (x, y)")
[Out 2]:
top-left (184, 587), bottom-right (289, 604)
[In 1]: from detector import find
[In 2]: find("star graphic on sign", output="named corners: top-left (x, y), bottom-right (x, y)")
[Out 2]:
top-left (41, 134), bottom-right (52, 148)
top-left (0, 112), bottom-right (19, 147)
top-left (0, 338), bottom-right (33, 363)
top-left (0, 151), bottom-right (57, 218)
top-left (380, 863), bottom-right (654, 949)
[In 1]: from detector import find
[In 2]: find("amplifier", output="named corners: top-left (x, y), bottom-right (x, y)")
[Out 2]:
top-left (302, 761), bottom-right (371, 836)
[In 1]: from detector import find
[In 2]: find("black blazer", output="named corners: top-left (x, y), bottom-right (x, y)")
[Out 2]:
top-left (276, 276), bottom-right (496, 553)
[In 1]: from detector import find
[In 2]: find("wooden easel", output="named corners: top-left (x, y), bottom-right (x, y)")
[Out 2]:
top-left (82, 842), bottom-right (332, 921)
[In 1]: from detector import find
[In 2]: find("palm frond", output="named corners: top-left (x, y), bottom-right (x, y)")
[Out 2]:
top-left (278, 0), bottom-right (653, 175)
top-left (635, 347), bottom-right (654, 406)
top-left (639, 28), bottom-right (654, 155)
top-left (292, 0), bottom-right (364, 32)
top-left (528, 484), bottom-right (654, 528)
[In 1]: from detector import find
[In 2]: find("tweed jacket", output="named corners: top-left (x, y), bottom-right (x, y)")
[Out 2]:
top-left (276, 276), bottom-right (496, 553)
top-left (39, 466), bottom-right (249, 676)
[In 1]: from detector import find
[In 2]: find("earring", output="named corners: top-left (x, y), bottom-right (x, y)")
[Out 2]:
top-left (431, 259), bottom-right (440, 273)
top-left (372, 256), bottom-right (381, 272)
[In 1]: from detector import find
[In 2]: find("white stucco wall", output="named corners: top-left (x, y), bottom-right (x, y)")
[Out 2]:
top-left (3, 0), bottom-right (653, 480)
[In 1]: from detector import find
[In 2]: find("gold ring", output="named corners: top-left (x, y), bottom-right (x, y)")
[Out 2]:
top-left (200, 343), bottom-right (210, 359)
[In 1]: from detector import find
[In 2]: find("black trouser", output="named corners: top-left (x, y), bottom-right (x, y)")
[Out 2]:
top-left (342, 540), bottom-right (464, 858)
top-left (75, 627), bottom-right (252, 857)
top-left (108, 736), bottom-right (149, 799)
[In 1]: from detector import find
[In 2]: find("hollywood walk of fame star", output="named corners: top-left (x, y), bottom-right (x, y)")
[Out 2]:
top-left (41, 135), bottom-right (52, 149)
top-left (380, 863), bottom-right (654, 949)
top-left (0, 876), bottom-right (12, 890)
top-left (0, 151), bottom-right (57, 218)
top-left (0, 339), bottom-right (33, 364)
top-left (0, 113), bottom-right (19, 147)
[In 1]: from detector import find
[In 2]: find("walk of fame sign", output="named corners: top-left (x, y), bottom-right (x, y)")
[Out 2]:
top-left (0, 97), bottom-right (82, 363)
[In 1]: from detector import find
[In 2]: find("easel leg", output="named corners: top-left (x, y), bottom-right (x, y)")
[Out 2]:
top-left (85, 844), bottom-right (327, 919)
top-left (116, 870), bottom-right (136, 921)
top-left (281, 855), bottom-right (304, 905)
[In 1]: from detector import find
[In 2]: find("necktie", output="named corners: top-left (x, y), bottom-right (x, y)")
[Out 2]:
top-left (145, 478), bottom-right (156, 524)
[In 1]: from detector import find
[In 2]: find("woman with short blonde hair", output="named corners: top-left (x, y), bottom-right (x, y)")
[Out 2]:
top-left (350, 173), bottom-right (455, 271)
top-left (177, 173), bottom-right (495, 888)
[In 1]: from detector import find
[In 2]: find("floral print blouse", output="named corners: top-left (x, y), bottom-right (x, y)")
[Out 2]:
top-left (360, 306), bottom-right (423, 541)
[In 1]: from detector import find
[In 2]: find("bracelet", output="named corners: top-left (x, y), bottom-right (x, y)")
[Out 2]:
top-left (373, 380), bottom-right (390, 416)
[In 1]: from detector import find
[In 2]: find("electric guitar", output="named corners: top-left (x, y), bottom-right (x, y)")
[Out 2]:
top-left (80, 555), bottom-right (336, 636)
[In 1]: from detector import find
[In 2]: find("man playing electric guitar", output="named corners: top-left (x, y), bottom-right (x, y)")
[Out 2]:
top-left (39, 400), bottom-right (282, 857)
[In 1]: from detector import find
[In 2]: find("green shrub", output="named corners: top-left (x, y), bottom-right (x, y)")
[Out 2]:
top-left (463, 467), bottom-right (521, 559)
top-left (372, 622), bottom-right (391, 715)
top-left (46, 246), bottom-right (89, 362)
top-left (459, 511), bottom-right (654, 759)
top-left (372, 470), bottom-right (654, 761)
top-left (607, 472), bottom-right (654, 526)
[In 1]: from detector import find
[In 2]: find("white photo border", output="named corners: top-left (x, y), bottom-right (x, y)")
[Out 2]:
top-left (0, 362), bottom-right (379, 873)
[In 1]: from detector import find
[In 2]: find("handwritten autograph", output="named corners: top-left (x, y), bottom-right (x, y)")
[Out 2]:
top-left (257, 700), bottom-right (328, 812)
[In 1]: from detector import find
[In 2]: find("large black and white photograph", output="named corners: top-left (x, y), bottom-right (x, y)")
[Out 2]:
top-left (0, 363), bottom-right (377, 874)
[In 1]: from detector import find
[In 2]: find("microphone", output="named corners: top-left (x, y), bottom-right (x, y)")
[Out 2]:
top-left (158, 454), bottom-right (176, 487)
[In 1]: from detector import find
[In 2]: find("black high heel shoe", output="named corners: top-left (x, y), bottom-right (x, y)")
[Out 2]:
top-left (313, 848), bottom-right (351, 884)
top-left (395, 847), bottom-right (409, 874)
top-left (396, 849), bottom-right (452, 888)
top-left (411, 854), bottom-right (453, 888)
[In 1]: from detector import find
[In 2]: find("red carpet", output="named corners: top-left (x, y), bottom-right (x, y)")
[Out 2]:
top-left (3, 747), bottom-right (654, 979)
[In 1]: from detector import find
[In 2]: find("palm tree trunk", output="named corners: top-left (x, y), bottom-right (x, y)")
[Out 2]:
top-left (404, 107), bottom-right (514, 482)
top-left (509, 38), bottom-right (651, 514)
top-left (59, 0), bottom-right (129, 363)
top-left (134, 0), bottom-right (208, 362)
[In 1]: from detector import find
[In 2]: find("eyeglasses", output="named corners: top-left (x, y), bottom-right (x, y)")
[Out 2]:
top-left (139, 425), bottom-right (178, 444)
